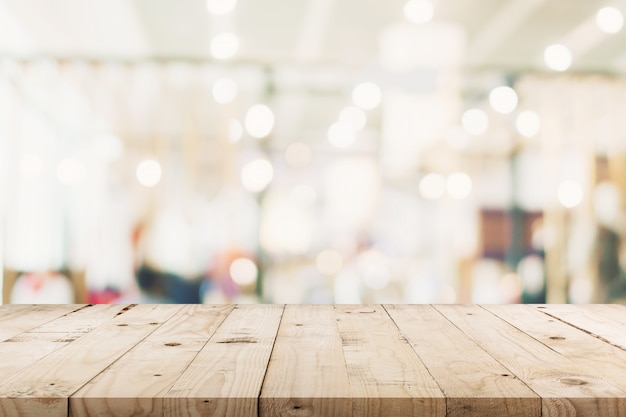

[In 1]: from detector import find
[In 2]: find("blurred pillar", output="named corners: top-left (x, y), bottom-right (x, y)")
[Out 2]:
top-left (540, 78), bottom-right (568, 303)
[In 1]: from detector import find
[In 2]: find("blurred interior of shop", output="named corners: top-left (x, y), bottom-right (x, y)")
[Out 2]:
top-left (2, 0), bottom-right (626, 304)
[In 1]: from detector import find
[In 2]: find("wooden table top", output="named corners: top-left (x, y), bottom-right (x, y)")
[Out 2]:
top-left (0, 304), bottom-right (625, 417)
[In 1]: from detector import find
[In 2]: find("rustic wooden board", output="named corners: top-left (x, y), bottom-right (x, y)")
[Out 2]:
top-left (386, 304), bottom-right (540, 417)
top-left (0, 305), bottom-right (123, 379)
top-left (259, 304), bottom-right (352, 417)
top-left (71, 304), bottom-right (235, 417)
top-left (1, 304), bottom-right (626, 417)
top-left (28, 304), bottom-right (123, 334)
top-left (485, 304), bottom-right (626, 396)
top-left (437, 304), bottom-right (626, 417)
top-left (164, 304), bottom-right (283, 417)
top-left (0, 304), bottom-right (83, 342)
top-left (0, 304), bottom-right (184, 417)
top-left (534, 304), bottom-right (626, 350)
top-left (336, 305), bottom-right (445, 417)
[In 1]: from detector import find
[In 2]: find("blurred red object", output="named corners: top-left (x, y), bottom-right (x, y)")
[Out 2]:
top-left (88, 289), bottom-right (121, 304)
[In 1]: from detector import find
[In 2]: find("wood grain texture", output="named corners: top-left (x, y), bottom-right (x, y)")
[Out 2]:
top-left (0, 305), bottom-right (119, 379)
top-left (259, 304), bottom-right (352, 417)
top-left (386, 304), bottom-right (540, 417)
top-left (534, 304), bottom-right (626, 350)
top-left (165, 304), bottom-right (283, 417)
top-left (336, 305), bottom-right (445, 417)
top-left (28, 304), bottom-right (123, 334)
top-left (71, 304), bottom-right (235, 417)
top-left (1, 304), bottom-right (626, 417)
top-left (0, 304), bottom-right (83, 342)
top-left (485, 304), bottom-right (626, 395)
top-left (437, 304), bottom-right (626, 417)
top-left (0, 304), bottom-right (183, 417)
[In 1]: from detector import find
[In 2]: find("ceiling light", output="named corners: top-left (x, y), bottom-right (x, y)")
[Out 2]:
top-left (544, 44), bottom-right (572, 72)
top-left (489, 86), bottom-right (518, 114)
top-left (596, 7), bottom-right (624, 34)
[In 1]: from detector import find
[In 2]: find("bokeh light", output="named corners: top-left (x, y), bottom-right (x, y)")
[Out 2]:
top-left (403, 0), bottom-right (434, 24)
top-left (352, 82), bottom-right (382, 110)
top-left (558, 180), bottom-right (583, 208)
top-left (462, 108), bottom-right (489, 136)
top-left (210, 33), bottom-right (239, 60)
top-left (489, 86), bottom-right (518, 114)
top-left (245, 104), bottom-right (275, 138)
top-left (316, 249), bottom-right (343, 275)
top-left (419, 173), bottom-right (446, 200)
top-left (516, 110), bottom-right (541, 138)
top-left (328, 122), bottom-right (356, 148)
top-left (446, 172), bottom-right (472, 199)
top-left (544, 44), bottom-right (572, 72)
top-left (229, 257), bottom-right (257, 286)
top-left (241, 158), bottom-right (274, 192)
top-left (212, 77), bottom-right (238, 103)
top-left (206, 0), bottom-right (237, 15)
top-left (136, 159), bottom-right (162, 187)
top-left (596, 7), bottom-right (624, 34)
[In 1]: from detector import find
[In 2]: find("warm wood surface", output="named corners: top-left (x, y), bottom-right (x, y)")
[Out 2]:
top-left (0, 304), bottom-right (625, 417)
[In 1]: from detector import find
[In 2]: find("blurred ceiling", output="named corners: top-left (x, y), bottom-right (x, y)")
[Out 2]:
top-left (2, 0), bottom-right (626, 168)
top-left (1, 0), bottom-right (626, 73)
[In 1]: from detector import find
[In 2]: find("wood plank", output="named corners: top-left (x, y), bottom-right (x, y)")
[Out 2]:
top-left (0, 305), bottom-right (122, 379)
top-left (485, 304), bottom-right (626, 395)
top-left (165, 304), bottom-right (283, 417)
top-left (28, 304), bottom-right (123, 333)
top-left (71, 304), bottom-right (235, 417)
top-left (534, 304), bottom-right (626, 350)
top-left (385, 304), bottom-right (540, 417)
top-left (0, 304), bottom-right (184, 417)
top-left (335, 305), bottom-right (445, 417)
top-left (0, 304), bottom-right (84, 342)
top-left (436, 304), bottom-right (626, 417)
top-left (584, 304), bottom-right (626, 326)
top-left (0, 336), bottom-right (76, 379)
top-left (259, 305), bottom-right (351, 417)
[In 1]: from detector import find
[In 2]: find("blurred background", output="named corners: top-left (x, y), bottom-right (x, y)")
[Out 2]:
top-left (2, 0), bottom-right (626, 304)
